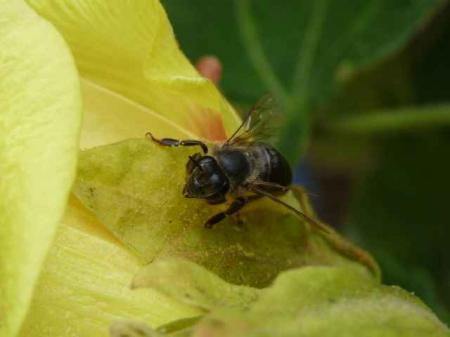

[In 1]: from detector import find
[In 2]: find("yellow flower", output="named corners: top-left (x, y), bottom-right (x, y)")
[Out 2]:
top-left (1, 1), bottom-right (238, 336)
top-left (1, 1), bottom-right (446, 337)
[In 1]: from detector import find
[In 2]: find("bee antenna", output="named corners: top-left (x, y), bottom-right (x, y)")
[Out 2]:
top-left (188, 155), bottom-right (204, 171)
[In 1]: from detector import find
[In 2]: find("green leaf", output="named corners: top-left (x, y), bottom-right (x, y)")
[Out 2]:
top-left (412, 9), bottom-right (450, 105)
top-left (346, 134), bottom-right (450, 325)
top-left (113, 262), bottom-right (450, 337)
top-left (0, 1), bottom-right (82, 336)
top-left (163, 0), bottom-right (444, 161)
top-left (73, 138), bottom-right (377, 287)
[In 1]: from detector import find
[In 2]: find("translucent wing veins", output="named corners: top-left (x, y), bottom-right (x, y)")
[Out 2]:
top-left (225, 94), bottom-right (276, 146)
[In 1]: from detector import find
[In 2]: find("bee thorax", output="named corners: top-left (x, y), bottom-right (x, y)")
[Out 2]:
top-left (215, 149), bottom-right (251, 187)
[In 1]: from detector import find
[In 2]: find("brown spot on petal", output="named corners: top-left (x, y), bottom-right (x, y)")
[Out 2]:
top-left (189, 107), bottom-right (228, 142)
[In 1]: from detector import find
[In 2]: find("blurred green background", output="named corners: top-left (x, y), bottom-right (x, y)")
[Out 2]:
top-left (162, 0), bottom-right (450, 324)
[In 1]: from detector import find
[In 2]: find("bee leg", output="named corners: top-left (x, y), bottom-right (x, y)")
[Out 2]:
top-left (249, 186), bottom-right (331, 235)
top-left (146, 132), bottom-right (208, 153)
top-left (204, 197), bottom-right (247, 229)
top-left (204, 195), bottom-right (262, 229)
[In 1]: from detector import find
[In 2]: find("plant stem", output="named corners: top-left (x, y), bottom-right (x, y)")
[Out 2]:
top-left (279, 0), bottom-right (328, 164)
top-left (326, 104), bottom-right (450, 135)
top-left (292, 0), bottom-right (328, 102)
top-left (235, 0), bottom-right (288, 102)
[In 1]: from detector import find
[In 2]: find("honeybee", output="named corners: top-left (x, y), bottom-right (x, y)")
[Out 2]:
top-left (147, 95), bottom-right (327, 232)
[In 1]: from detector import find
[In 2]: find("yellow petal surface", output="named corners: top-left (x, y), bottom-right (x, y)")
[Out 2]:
top-left (27, 0), bottom-right (241, 144)
top-left (19, 198), bottom-right (202, 337)
top-left (74, 139), bottom-right (377, 288)
top-left (0, 1), bottom-right (82, 337)
top-left (14, 1), bottom-right (240, 335)
top-left (79, 79), bottom-right (197, 149)
top-left (189, 266), bottom-right (448, 337)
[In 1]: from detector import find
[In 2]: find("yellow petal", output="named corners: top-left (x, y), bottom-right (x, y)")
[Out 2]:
top-left (27, 0), bottom-right (241, 145)
top-left (0, 1), bottom-right (82, 336)
top-left (132, 258), bottom-right (260, 310)
top-left (74, 139), bottom-right (377, 287)
top-left (188, 266), bottom-right (448, 337)
top-left (19, 198), bottom-right (202, 337)
top-left (79, 79), bottom-right (198, 149)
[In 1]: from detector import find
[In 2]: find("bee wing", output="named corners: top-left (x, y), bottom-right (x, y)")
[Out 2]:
top-left (225, 94), bottom-right (278, 146)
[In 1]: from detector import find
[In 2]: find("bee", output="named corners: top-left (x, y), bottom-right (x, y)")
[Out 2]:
top-left (147, 95), bottom-right (328, 232)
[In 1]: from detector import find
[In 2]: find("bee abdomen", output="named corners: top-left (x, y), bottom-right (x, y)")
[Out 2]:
top-left (257, 144), bottom-right (292, 188)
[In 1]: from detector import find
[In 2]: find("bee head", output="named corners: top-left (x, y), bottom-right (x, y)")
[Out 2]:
top-left (183, 154), bottom-right (229, 202)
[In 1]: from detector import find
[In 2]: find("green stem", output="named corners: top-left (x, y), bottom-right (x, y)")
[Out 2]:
top-left (277, 102), bottom-right (311, 165)
top-left (277, 0), bottom-right (328, 164)
top-left (235, 0), bottom-right (288, 102)
top-left (326, 104), bottom-right (450, 135)
top-left (292, 0), bottom-right (328, 104)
